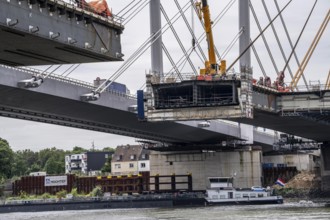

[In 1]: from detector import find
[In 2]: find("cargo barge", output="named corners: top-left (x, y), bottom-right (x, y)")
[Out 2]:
top-left (0, 193), bottom-right (206, 213)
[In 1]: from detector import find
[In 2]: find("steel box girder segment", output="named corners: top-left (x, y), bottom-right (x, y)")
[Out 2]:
top-left (152, 80), bottom-right (240, 109)
top-left (0, 0), bottom-right (123, 66)
top-left (145, 80), bottom-right (244, 121)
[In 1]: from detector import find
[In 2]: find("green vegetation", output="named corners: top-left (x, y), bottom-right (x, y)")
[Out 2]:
top-left (90, 186), bottom-right (103, 197)
top-left (0, 137), bottom-right (115, 180)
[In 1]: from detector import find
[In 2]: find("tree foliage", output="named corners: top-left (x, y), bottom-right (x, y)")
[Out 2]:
top-left (1, 137), bottom-right (113, 179)
top-left (0, 138), bottom-right (14, 179)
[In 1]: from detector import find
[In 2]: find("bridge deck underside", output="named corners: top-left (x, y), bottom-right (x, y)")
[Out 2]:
top-left (0, 0), bottom-right (123, 66)
top-left (0, 85), bottom-right (234, 145)
top-left (233, 110), bottom-right (330, 142)
top-left (0, 27), bottom-right (119, 66)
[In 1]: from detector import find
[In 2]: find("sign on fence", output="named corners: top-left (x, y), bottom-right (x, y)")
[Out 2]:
top-left (44, 176), bottom-right (67, 186)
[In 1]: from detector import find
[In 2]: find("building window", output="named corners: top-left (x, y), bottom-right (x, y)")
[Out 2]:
top-left (115, 164), bottom-right (121, 169)
top-left (116, 155), bottom-right (122, 161)
top-left (105, 154), bottom-right (108, 158)
top-left (141, 163), bottom-right (146, 168)
top-left (130, 155), bottom-right (136, 160)
top-left (77, 155), bottom-right (80, 159)
top-left (129, 163), bottom-right (134, 168)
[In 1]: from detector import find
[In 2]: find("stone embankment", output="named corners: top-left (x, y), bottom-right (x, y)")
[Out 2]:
top-left (274, 171), bottom-right (330, 199)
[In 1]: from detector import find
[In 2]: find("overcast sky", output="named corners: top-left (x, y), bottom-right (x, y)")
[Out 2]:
top-left (0, 0), bottom-right (329, 151)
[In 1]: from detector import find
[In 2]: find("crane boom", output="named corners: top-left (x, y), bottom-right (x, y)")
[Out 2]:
top-left (196, 0), bottom-right (225, 76)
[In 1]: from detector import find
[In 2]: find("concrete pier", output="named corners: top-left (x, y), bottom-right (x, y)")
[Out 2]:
top-left (149, 147), bottom-right (263, 190)
top-left (321, 144), bottom-right (330, 191)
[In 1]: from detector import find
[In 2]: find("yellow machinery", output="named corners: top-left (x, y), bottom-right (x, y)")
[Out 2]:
top-left (290, 9), bottom-right (329, 91)
top-left (325, 70), bottom-right (330, 90)
top-left (196, 0), bottom-right (226, 76)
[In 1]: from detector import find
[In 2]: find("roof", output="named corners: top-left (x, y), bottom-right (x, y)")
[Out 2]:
top-left (113, 145), bottom-right (149, 162)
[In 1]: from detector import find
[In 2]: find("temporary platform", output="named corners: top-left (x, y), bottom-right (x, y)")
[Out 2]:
top-left (0, 0), bottom-right (124, 66)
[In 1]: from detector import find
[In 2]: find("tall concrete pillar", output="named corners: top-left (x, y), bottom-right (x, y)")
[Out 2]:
top-left (320, 143), bottom-right (330, 191)
top-left (150, 0), bottom-right (164, 79)
top-left (239, 0), bottom-right (251, 68)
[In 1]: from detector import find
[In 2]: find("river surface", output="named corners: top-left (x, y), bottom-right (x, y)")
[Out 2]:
top-left (1, 201), bottom-right (330, 220)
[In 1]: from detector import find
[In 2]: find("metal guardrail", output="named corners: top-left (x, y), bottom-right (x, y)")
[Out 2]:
top-left (0, 64), bottom-right (136, 100)
top-left (50, 0), bottom-right (124, 27)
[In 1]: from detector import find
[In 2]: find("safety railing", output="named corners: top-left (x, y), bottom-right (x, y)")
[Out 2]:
top-left (48, 0), bottom-right (124, 26)
top-left (0, 64), bottom-right (136, 100)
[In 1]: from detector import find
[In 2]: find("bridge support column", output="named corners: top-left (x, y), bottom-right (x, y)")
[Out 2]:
top-left (320, 143), bottom-right (330, 192)
top-left (150, 0), bottom-right (164, 79)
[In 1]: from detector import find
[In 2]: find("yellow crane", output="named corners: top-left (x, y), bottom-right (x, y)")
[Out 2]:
top-left (196, 0), bottom-right (226, 76)
top-left (290, 9), bottom-right (329, 91)
top-left (325, 70), bottom-right (330, 90)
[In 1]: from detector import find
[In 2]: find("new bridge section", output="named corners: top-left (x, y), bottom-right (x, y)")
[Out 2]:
top-left (0, 0), bottom-right (123, 66)
top-left (0, 65), bottom-right (277, 147)
top-left (233, 86), bottom-right (330, 142)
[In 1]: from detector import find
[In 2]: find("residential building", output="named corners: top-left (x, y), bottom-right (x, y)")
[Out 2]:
top-left (111, 145), bottom-right (150, 175)
top-left (65, 151), bottom-right (113, 175)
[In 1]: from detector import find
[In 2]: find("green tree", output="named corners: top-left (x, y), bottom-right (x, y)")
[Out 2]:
top-left (44, 157), bottom-right (64, 174)
top-left (102, 147), bottom-right (115, 153)
top-left (0, 138), bottom-right (14, 179)
top-left (71, 146), bottom-right (87, 154)
top-left (101, 156), bottom-right (112, 173)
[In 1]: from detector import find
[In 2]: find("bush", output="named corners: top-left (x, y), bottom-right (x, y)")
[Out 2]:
top-left (71, 188), bottom-right (78, 198)
top-left (56, 190), bottom-right (67, 199)
top-left (19, 191), bottom-right (28, 199)
top-left (41, 193), bottom-right (52, 199)
top-left (90, 186), bottom-right (103, 197)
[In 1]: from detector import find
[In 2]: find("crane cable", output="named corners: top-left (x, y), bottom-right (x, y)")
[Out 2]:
top-left (226, 0), bottom-right (292, 72)
top-left (95, 1), bottom-right (193, 94)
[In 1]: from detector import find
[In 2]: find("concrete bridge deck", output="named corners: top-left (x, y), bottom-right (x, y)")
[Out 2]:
top-left (0, 64), bottom-right (278, 147)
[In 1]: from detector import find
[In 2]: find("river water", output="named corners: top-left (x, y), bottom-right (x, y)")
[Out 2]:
top-left (1, 201), bottom-right (329, 220)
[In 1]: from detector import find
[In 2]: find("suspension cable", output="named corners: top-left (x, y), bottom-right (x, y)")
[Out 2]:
top-left (97, 1), bottom-right (193, 94)
top-left (64, 64), bottom-right (81, 78)
top-left (166, 0), bottom-right (236, 74)
top-left (227, 0), bottom-right (292, 72)
top-left (290, 9), bottom-right (329, 91)
top-left (221, 28), bottom-right (243, 60)
top-left (249, 0), bottom-right (279, 74)
top-left (118, 0), bottom-right (141, 18)
top-left (274, 0), bottom-right (312, 90)
top-left (162, 42), bottom-right (182, 80)
top-left (282, 0), bottom-right (318, 75)
top-left (175, 0), bottom-right (207, 61)
top-left (251, 40), bottom-right (267, 77)
top-left (117, 0), bottom-right (137, 17)
top-left (123, 0), bottom-right (150, 26)
top-left (43, 65), bottom-right (63, 79)
top-left (60, 64), bottom-right (76, 76)
top-left (161, 4), bottom-right (198, 75)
